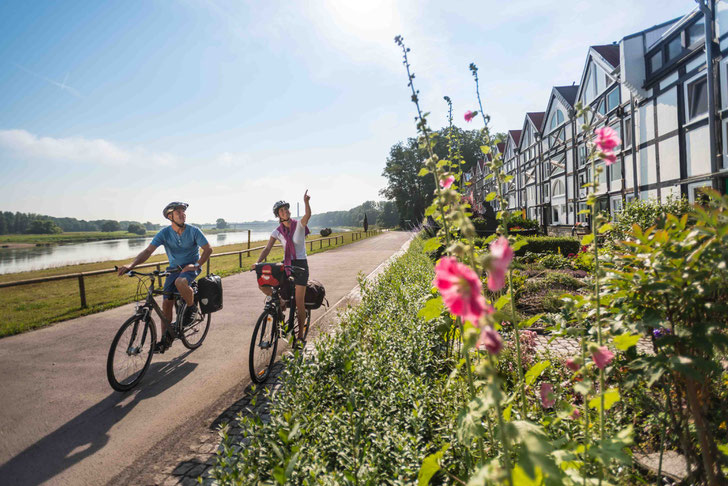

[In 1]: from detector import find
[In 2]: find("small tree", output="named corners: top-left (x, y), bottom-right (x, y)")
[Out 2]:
top-left (363, 214), bottom-right (369, 231)
top-left (127, 223), bottom-right (147, 235)
top-left (216, 218), bottom-right (228, 230)
top-left (26, 220), bottom-right (62, 234)
top-left (101, 220), bottom-right (121, 232)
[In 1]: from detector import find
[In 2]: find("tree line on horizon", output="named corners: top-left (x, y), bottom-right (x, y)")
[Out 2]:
top-left (307, 200), bottom-right (399, 229)
top-left (0, 211), bottom-right (162, 235)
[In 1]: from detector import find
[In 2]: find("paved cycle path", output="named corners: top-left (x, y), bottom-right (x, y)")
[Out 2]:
top-left (0, 231), bottom-right (411, 486)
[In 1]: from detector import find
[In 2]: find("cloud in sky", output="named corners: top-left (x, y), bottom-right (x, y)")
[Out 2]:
top-left (0, 129), bottom-right (176, 167)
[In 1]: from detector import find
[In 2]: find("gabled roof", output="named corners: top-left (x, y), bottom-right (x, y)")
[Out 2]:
top-left (592, 44), bottom-right (620, 68)
top-left (541, 85), bottom-right (580, 132)
top-left (526, 112), bottom-right (545, 132)
top-left (496, 142), bottom-right (505, 154)
top-left (554, 85), bottom-right (579, 107)
top-left (508, 130), bottom-right (521, 146)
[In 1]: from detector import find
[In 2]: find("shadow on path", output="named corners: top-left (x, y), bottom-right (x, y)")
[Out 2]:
top-left (0, 351), bottom-right (197, 485)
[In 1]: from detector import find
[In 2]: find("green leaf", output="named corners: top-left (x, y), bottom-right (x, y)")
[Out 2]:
top-left (503, 175), bottom-right (514, 183)
top-left (512, 240), bottom-right (528, 252)
top-left (613, 333), bottom-right (641, 351)
top-left (519, 314), bottom-right (543, 329)
top-left (598, 223), bottom-right (613, 234)
top-left (422, 237), bottom-right (441, 252)
top-left (581, 234), bottom-right (594, 246)
top-left (577, 209), bottom-right (591, 216)
top-left (588, 388), bottom-right (620, 411)
top-left (418, 168), bottom-right (430, 177)
top-left (418, 444), bottom-right (449, 486)
top-left (424, 204), bottom-right (436, 217)
top-left (717, 443), bottom-right (728, 457)
top-left (525, 360), bottom-right (551, 386)
top-left (494, 294), bottom-right (510, 310)
top-left (512, 465), bottom-right (544, 486)
top-left (503, 403), bottom-right (512, 422)
top-left (480, 145), bottom-right (491, 155)
top-left (418, 296), bottom-right (444, 321)
top-left (485, 192), bottom-right (496, 202)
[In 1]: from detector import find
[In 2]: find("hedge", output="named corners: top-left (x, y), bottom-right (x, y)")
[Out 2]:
top-left (516, 236), bottom-right (580, 256)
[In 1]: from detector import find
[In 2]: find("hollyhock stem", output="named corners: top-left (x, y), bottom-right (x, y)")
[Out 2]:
top-left (508, 268), bottom-right (527, 418)
top-left (457, 318), bottom-right (486, 464)
top-left (489, 355), bottom-right (513, 486)
top-left (589, 156), bottom-right (605, 444)
top-left (396, 37), bottom-right (452, 248)
top-left (580, 333), bottom-right (590, 484)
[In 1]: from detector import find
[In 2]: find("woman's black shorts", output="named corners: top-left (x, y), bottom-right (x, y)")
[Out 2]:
top-left (291, 259), bottom-right (309, 286)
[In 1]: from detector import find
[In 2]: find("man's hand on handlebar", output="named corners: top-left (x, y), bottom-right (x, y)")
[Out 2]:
top-left (181, 264), bottom-right (198, 273)
top-left (117, 265), bottom-right (132, 276)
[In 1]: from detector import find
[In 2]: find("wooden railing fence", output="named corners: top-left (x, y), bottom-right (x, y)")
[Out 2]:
top-left (0, 230), bottom-right (381, 308)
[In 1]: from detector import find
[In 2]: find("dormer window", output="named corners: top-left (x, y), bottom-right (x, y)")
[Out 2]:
top-left (649, 51), bottom-right (663, 73)
top-left (666, 36), bottom-right (682, 62)
top-left (687, 18), bottom-right (705, 46)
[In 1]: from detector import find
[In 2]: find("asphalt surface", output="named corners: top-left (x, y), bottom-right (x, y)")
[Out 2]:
top-left (0, 231), bottom-right (411, 486)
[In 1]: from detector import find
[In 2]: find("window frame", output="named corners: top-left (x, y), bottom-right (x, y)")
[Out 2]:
top-left (684, 73), bottom-right (709, 123)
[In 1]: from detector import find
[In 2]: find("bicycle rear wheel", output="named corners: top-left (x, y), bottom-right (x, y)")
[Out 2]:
top-left (107, 315), bottom-right (156, 392)
top-left (249, 310), bottom-right (278, 383)
top-left (179, 306), bottom-right (211, 350)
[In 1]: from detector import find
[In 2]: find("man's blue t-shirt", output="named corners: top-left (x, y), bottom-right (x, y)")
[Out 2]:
top-left (151, 225), bottom-right (209, 270)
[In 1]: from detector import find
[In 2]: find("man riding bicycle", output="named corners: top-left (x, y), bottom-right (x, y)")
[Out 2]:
top-left (117, 202), bottom-right (212, 353)
top-left (252, 191), bottom-right (312, 342)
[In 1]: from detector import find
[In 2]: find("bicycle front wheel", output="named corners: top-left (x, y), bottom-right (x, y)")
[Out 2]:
top-left (107, 315), bottom-right (156, 392)
top-left (249, 310), bottom-right (278, 383)
top-left (180, 307), bottom-right (211, 350)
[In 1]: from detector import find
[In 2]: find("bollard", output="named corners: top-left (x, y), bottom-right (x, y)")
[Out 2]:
top-left (78, 275), bottom-right (87, 308)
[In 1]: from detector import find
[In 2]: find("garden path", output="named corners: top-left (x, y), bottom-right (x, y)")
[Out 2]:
top-left (0, 231), bottom-right (411, 486)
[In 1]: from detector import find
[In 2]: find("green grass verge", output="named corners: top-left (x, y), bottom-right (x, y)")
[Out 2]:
top-left (210, 238), bottom-right (469, 484)
top-left (0, 231), bottom-right (379, 338)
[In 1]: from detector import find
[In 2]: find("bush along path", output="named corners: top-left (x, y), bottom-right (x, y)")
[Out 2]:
top-left (208, 238), bottom-right (474, 484)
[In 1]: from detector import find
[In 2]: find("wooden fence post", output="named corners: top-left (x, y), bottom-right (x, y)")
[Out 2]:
top-left (206, 259), bottom-right (210, 276)
top-left (238, 252), bottom-right (242, 268)
top-left (247, 230), bottom-right (251, 256)
top-left (78, 275), bottom-right (87, 308)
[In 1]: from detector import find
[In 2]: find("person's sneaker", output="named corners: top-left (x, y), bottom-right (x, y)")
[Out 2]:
top-left (154, 331), bottom-right (174, 354)
top-left (183, 304), bottom-right (198, 327)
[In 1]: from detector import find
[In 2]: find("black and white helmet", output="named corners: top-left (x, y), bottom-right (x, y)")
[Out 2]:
top-left (163, 201), bottom-right (189, 219)
top-left (272, 200), bottom-right (289, 217)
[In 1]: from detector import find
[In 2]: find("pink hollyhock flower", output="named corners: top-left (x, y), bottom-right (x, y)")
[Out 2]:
top-left (464, 110), bottom-right (476, 123)
top-left (440, 175), bottom-right (455, 189)
top-left (477, 326), bottom-right (503, 355)
top-left (570, 407), bottom-right (581, 420)
top-left (591, 346), bottom-right (615, 370)
top-left (601, 150), bottom-right (617, 166)
top-left (487, 236), bottom-right (514, 291)
top-left (433, 257), bottom-right (490, 324)
top-left (565, 358), bottom-right (580, 372)
top-left (540, 383), bottom-right (556, 408)
top-left (594, 126), bottom-right (620, 152)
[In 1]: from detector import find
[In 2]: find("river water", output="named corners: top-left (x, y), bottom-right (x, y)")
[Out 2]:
top-left (0, 230), bottom-right (278, 275)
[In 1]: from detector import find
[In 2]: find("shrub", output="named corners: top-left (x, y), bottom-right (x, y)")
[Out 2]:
top-left (570, 250), bottom-right (595, 272)
top-left (210, 239), bottom-right (469, 484)
top-left (538, 253), bottom-right (570, 269)
top-left (514, 236), bottom-right (580, 256)
top-left (611, 196), bottom-right (690, 241)
top-left (127, 223), bottom-right (147, 235)
top-left (507, 214), bottom-right (540, 232)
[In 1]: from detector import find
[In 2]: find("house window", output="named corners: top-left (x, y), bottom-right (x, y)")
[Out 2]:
top-left (597, 98), bottom-right (606, 115)
top-left (623, 117), bottom-right (633, 147)
top-left (610, 159), bottom-right (622, 182)
top-left (553, 179), bottom-right (565, 196)
top-left (667, 36), bottom-right (682, 62)
top-left (543, 183), bottom-right (550, 198)
top-left (687, 19), bottom-right (705, 46)
top-left (578, 145), bottom-right (588, 166)
top-left (686, 75), bottom-right (708, 121)
top-left (598, 162), bottom-right (607, 184)
top-left (607, 88), bottom-right (620, 112)
top-left (650, 51), bottom-right (663, 73)
top-left (552, 207), bottom-right (559, 223)
top-left (550, 109), bottom-right (565, 131)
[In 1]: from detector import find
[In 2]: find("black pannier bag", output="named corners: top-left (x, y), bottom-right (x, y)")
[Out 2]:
top-left (304, 279), bottom-right (328, 310)
top-left (197, 274), bottom-right (223, 313)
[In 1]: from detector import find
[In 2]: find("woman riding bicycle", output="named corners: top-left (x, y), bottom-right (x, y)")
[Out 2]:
top-left (253, 191), bottom-right (312, 342)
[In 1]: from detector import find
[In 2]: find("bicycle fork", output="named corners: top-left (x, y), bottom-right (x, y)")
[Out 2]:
top-left (127, 310), bottom-right (151, 356)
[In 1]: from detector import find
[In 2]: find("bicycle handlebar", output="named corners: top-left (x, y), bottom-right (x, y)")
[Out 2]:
top-left (115, 265), bottom-right (184, 278)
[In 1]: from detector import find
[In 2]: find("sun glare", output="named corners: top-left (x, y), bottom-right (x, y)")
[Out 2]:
top-left (325, 0), bottom-right (401, 42)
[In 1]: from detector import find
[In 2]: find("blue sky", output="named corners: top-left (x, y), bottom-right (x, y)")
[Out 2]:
top-left (0, 0), bottom-right (691, 224)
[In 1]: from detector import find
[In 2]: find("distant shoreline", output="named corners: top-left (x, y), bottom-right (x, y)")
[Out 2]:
top-left (0, 228), bottom-right (254, 247)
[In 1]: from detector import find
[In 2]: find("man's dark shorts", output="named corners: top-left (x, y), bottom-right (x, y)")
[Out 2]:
top-left (291, 259), bottom-right (309, 286)
top-left (163, 268), bottom-right (201, 300)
